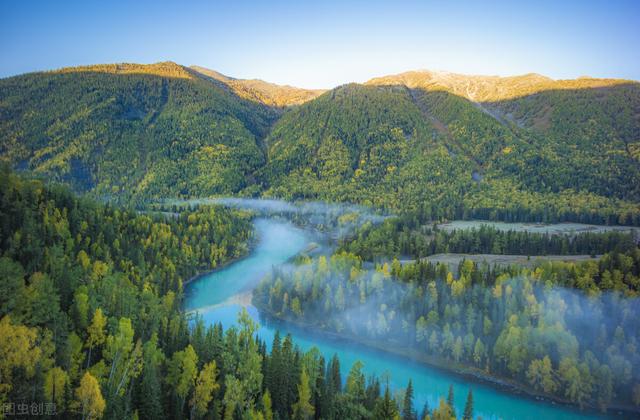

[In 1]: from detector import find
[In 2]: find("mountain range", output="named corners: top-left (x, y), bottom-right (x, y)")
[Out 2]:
top-left (1, 61), bottom-right (639, 223)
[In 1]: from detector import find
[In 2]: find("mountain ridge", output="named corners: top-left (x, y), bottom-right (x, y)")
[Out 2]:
top-left (189, 65), bottom-right (325, 107)
top-left (6, 60), bottom-right (637, 99)
top-left (365, 69), bottom-right (635, 101)
top-left (1, 61), bottom-right (639, 224)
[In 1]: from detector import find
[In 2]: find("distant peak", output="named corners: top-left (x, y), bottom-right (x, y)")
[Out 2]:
top-left (189, 65), bottom-right (235, 82)
top-left (190, 65), bottom-right (325, 107)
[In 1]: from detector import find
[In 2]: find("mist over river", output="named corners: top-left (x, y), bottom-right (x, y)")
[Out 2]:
top-left (184, 207), bottom-right (613, 420)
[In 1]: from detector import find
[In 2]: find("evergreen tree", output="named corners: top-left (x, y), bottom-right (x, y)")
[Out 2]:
top-left (402, 379), bottom-right (416, 420)
top-left (447, 384), bottom-right (456, 418)
top-left (463, 389), bottom-right (474, 420)
top-left (419, 401), bottom-right (430, 420)
top-left (136, 336), bottom-right (164, 420)
top-left (330, 354), bottom-right (342, 393)
top-left (373, 385), bottom-right (399, 420)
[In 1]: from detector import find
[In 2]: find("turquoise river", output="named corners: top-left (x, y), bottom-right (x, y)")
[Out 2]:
top-left (184, 217), bottom-right (616, 420)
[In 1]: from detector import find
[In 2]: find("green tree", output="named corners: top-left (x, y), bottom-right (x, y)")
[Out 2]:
top-left (137, 335), bottom-right (164, 420)
top-left (345, 361), bottom-right (366, 404)
top-left (558, 357), bottom-right (592, 409)
top-left (167, 344), bottom-right (199, 413)
top-left (526, 356), bottom-right (557, 394)
top-left (104, 317), bottom-right (142, 399)
top-left (463, 389), bottom-right (473, 420)
top-left (446, 385), bottom-right (455, 418)
top-left (44, 366), bottom-right (69, 409)
top-left (191, 361), bottom-right (220, 419)
top-left (292, 367), bottom-right (314, 420)
top-left (85, 308), bottom-right (107, 368)
top-left (402, 379), bottom-right (416, 420)
top-left (373, 385), bottom-right (399, 420)
top-left (223, 375), bottom-right (244, 420)
top-left (0, 257), bottom-right (24, 316)
top-left (262, 390), bottom-right (273, 420)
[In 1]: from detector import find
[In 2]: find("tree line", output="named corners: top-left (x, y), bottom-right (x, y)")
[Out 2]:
top-left (340, 218), bottom-right (637, 261)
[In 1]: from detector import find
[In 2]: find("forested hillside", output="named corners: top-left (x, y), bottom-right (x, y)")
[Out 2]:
top-left (368, 71), bottom-right (640, 202)
top-left (264, 73), bottom-right (640, 224)
top-left (1, 62), bottom-right (639, 224)
top-left (0, 62), bottom-right (277, 203)
top-left (2, 168), bottom-right (468, 419)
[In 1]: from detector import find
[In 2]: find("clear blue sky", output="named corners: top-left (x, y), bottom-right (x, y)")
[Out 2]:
top-left (1, 0), bottom-right (638, 88)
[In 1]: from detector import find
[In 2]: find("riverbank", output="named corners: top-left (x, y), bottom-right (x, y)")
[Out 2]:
top-left (183, 231), bottom-right (258, 287)
top-left (254, 304), bottom-right (638, 418)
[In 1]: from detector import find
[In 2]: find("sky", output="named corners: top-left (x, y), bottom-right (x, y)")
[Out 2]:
top-left (0, 0), bottom-right (638, 89)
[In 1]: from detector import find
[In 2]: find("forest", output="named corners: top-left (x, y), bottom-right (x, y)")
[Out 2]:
top-left (339, 218), bottom-right (638, 261)
top-left (253, 250), bottom-right (640, 412)
top-left (0, 168), bottom-right (465, 419)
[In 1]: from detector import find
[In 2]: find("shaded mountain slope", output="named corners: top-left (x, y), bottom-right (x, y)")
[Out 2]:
top-left (0, 62), bottom-right (278, 202)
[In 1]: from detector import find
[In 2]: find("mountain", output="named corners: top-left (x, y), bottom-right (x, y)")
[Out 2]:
top-left (1, 62), bottom-right (639, 223)
top-left (190, 65), bottom-right (324, 107)
top-left (0, 62), bottom-right (278, 202)
top-left (262, 72), bottom-right (640, 223)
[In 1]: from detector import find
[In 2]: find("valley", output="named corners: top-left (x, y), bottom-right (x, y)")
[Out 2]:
top-left (3, 2), bottom-right (639, 419)
top-left (1, 62), bottom-right (639, 420)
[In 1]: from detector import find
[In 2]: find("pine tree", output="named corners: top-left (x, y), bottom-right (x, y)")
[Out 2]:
top-left (373, 385), bottom-right (399, 420)
top-left (447, 384), bottom-right (456, 418)
top-left (315, 356), bottom-right (327, 419)
top-left (267, 332), bottom-right (283, 416)
top-left (419, 401), bottom-right (430, 420)
top-left (402, 379), bottom-right (416, 420)
top-left (136, 335), bottom-right (163, 420)
top-left (329, 354), bottom-right (341, 393)
top-left (463, 389), bottom-right (474, 420)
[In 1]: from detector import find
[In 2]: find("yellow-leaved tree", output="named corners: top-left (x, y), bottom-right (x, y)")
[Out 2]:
top-left (190, 361), bottom-right (220, 419)
top-left (75, 372), bottom-right (105, 420)
top-left (0, 316), bottom-right (42, 405)
top-left (44, 366), bottom-right (69, 410)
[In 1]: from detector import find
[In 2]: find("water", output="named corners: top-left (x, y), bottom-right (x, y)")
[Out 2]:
top-left (185, 218), bottom-right (607, 420)
top-left (184, 218), bottom-right (309, 311)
